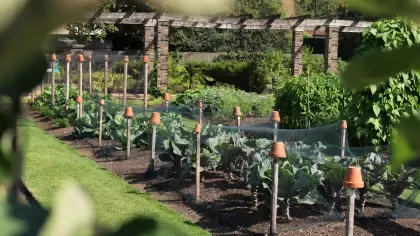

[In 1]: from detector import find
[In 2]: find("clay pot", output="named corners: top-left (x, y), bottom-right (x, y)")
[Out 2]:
top-left (51, 53), bottom-right (57, 61)
top-left (143, 55), bottom-right (149, 63)
top-left (75, 96), bottom-right (83, 103)
top-left (194, 124), bottom-right (202, 133)
top-left (199, 102), bottom-right (203, 108)
top-left (150, 112), bottom-right (161, 125)
top-left (87, 55), bottom-right (92, 61)
top-left (233, 106), bottom-right (242, 116)
top-left (65, 54), bottom-right (71, 62)
top-left (104, 55), bottom-right (109, 61)
top-left (99, 99), bottom-right (105, 106)
top-left (341, 120), bottom-right (348, 129)
top-left (343, 166), bottom-right (364, 189)
top-left (270, 111), bottom-right (281, 123)
top-left (78, 54), bottom-right (85, 62)
top-left (270, 142), bottom-right (286, 159)
top-left (124, 107), bottom-right (134, 118)
top-left (163, 92), bottom-right (170, 101)
top-left (124, 56), bottom-right (129, 62)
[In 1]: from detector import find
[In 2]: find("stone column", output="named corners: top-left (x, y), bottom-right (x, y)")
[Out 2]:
top-left (292, 28), bottom-right (304, 76)
top-left (144, 24), bottom-right (156, 84)
top-left (325, 27), bottom-right (339, 72)
top-left (157, 21), bottom-right (169, 90)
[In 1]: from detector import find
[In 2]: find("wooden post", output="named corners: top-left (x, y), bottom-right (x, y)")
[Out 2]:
top-left (194, 124), bottom-right (201, 201)
top-left (270, 111), bottom-right (281, 142)
top-left (104, 55), bottom-right (109, 96)
top-left (65, 54), bottom-right (71, 110)
top-left (269, 142), bottom-right (286, 235)
top-left (345, 188), bottom-right (356, 236)
top-left (143, 56), bottom-right (149, 115)
top-left (88, 55), bottom-right (92, 94)
top-left (123, 56), bottom-right (129, 107)
top-left (149, 112), bottom-right (161, 172)
top-left (76, 103), bottom-right (80, 119)
top-left (78, 54), bottom-right (84, 96)
top-left (341, 120), bottom-right (347, 159)
top-left (124, 107), bottom-right (134, 159)
top-left (233, 106), bottom-right (242, 133)
top-left (199, 102), bottom-right (203, 124)
top-left (51, 53), bottom-right (56, 105)
top-left (273, 123), bottom-right (278, 141)
top-left (98, 99), bottom-right (104, 147)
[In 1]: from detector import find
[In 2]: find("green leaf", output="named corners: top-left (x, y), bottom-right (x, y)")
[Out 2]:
top-left (369, 85), bottom-right (377, 95)
top-left (373, 104), bottom-right (381, 117)
top-left (347, 0), bottom-right (420, 22)
top-left (341, 46), bottom-right (420, 89)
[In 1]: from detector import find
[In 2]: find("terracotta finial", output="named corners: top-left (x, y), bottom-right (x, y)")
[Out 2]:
top-left (124, 55), bottom-right (129, 62)
top-left (99, 99), bottom-right (105, 106)
top-left (65, 54), bottom-right (71, 62)
top-left (270, 142), bottom-right (286, 158)
top-left (343, 166), bottom-right (364, 189)
top-left (75, 95), bottom-right (83, 103)
top-left (163, 92), bottom-right (170, 101)
top-left (124, 107), bottom-right (134, 118)
top-left (270, 111), bottom-right (281, 123)
top-left (87, 55), bottom-right (92, 61)
top-left (233, 106), bottom-right (242, 116)
top-left (150, 112), bottom-right (161, 125)
top-left (194, 124), bottom-right (202, 133)
top-left (143, 55), bottom-right (149, 63)
top-left (51, 53), bottom-right (57, 61)
top-left (199, 102), bottom-right (203, 108)
top-left (341, 120), bottom-right (348, 129)
top-left (78, 54), bottom-right (85, 62)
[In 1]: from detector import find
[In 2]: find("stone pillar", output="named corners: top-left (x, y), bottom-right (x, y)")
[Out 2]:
top-left (325, 27), bottom-right (339, 72)
top-left (157, 21), bottom-right (169, 90)
top-left (291, 28), bottom-right (304, 76)
top-left (144, 24), bottom-right (156, 82)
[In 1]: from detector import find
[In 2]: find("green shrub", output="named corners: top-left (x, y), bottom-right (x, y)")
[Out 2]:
top-left (113, 59), bottom-right (144, 79)
top-left (175, 86), bottom-right (274, 121)
top-left (39, 106), bottom-right (54, 119)
top-left (91, 72), bottom-right (136, 93)
top-left (275, 73), bottom-right (349, 129)
top-left (168, 56), bottom-right (208, 93)
top-left (54, 118), bottom-right (70, 128)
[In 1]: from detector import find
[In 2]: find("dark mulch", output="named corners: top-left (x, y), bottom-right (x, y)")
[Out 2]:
top-left (24, 107), bottom-right (420, 236)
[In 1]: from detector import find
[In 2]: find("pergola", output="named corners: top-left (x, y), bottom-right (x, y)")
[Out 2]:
top-left (78, 12), bottom-right (373, 90)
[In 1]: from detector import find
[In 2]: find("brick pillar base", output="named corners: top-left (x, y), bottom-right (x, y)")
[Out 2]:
top-left (157, 21), bottom-right (169, 90)
top-left (325, 27), bottom-right (339, 72)
top-left (292, 29), bottom-right (304, 76)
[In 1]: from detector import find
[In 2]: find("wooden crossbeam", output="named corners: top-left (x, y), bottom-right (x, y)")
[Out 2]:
top-left (77, 12), bottom-right (372, 32)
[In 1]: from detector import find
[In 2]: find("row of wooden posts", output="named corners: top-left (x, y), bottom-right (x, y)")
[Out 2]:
top-left (31, 53), bottom-right (152, 114)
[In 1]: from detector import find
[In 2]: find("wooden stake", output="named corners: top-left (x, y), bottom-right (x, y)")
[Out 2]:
top-left (126, 118), bottom-right (131, 159)
top-left (199, 107), bottom-right (203, 125)
top-left (196, 132), bottom-right (201, 201)
top-left (144, 62), bottom-right (148, 115)
top-left (270, 158), bottom-right (279, 235)
top-left (273, 122), bottom-right (278, 141)
top-left (345, 188), bottom-right (356, 236)
top-left (150, 124), bottom-right (157, 171)
top-left (165, 101), bottom-right (169, 113)
top-left (341, 122), bottom-right (347, 159)
top-left (89, 59), bottom-right (92, 94)
top-left (76, 103), bottom-right (80, 119)
top-left (51, 60), bottom-right (55, 105)
top-left (79, 61), bottom-right (83, 96)
top-left (99, 104), bottom-right (103, 146)
top-left (123, 59), bottom-right (128, 107)
top-left (65, 60), bottom-right (70, 106)
top-left (104, 59), bottom-right (108, 96)
top-left (237, 116), bottom-right (241, 133)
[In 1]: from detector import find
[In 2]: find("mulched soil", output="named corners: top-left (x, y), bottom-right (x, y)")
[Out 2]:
top-left (24, 107), bottom-right (420, 236)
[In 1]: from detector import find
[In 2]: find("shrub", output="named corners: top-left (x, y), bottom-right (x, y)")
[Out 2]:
top-left (54, 118), bottom-right (70, 128)
top-left (91, 72), bottom-right (136, 93)
top-left (39, 106), bottom-right (54, 119)
top-left (175, 86), bottom-right (274, 121)
top-left (275, 73), bottom-right (349, 129)
top-left (113, 59), bottom-right (144, 78)
top-left (168, 56), bottom-right (208, 93)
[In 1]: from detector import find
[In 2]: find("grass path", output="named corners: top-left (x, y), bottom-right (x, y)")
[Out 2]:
top-left (19, 118), bottom-right (208, 235)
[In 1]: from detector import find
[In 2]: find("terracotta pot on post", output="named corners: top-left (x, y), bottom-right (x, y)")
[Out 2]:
top-left (98, 99), bottom-right (105, 147)
top-left (194, 124), bottom-right (202, 200)
top-left (233, 106), bottom-right (242, 132)
top-left (123, 56), bottom-right (129, 107)
top-left (343, 166), bottom-right (364, 236)
top-left (270, 111), bottom-right (281, 141)
top-left (163, 92), bottom-right (170, 112)
top-left (125, 107), bottom-right (134, 159)
top-left (75, 96), bottom-right (83, 119)
top-left (269, 142), bottom-right (286, 235)
top-left (65, 54), bottom-right (71, 110)
top-left (143, 55), bottom-right (149, 115)
top-left (341, 120), bottom-right (347, 159)
top-left (149, 112), bottom-right (161, 172)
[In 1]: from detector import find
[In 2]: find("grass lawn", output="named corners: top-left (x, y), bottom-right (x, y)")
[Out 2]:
top-left (19, 118), bottom-right (208, 235)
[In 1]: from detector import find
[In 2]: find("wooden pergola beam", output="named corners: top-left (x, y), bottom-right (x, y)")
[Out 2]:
top-left (77, 12), bottom-right (372, 32)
